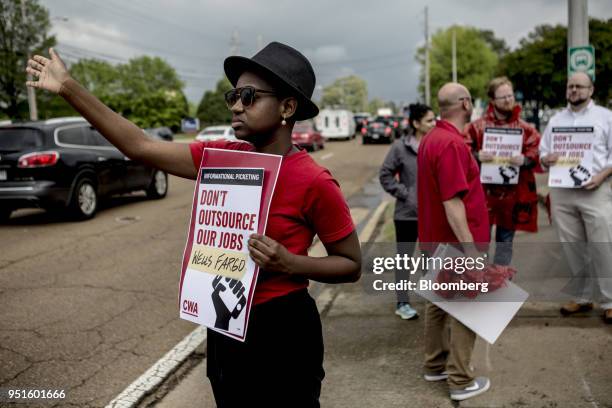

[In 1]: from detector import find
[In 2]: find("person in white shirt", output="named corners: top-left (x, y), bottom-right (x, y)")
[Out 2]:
top-left (540, 72), bottom-right (612, 324)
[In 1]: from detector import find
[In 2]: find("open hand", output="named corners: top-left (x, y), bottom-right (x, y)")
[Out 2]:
top-left (25, 48), bottom-right (70, 94)
top-left (583, 171), bottom-right (606, 190)
top-left (248, 234), bottom-right (294, 274)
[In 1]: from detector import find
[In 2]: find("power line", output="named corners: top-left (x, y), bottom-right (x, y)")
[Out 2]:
top-left (52, 20), bottom-right (222, 65)
top-left (81, 0), bottom-right (228, 45)
top-left (56, 43), bottom-right (221, 80)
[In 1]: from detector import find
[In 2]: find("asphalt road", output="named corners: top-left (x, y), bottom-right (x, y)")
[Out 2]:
top-left (0, 137), bottom-right (391, 408)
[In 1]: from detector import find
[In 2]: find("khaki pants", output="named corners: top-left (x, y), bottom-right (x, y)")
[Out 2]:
top-left (424, 302), bottom-right (476, 389)
top-left (550, 181), bottom-right (612, 309)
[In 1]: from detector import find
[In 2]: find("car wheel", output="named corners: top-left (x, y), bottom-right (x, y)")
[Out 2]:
top-left (311, 142), bottom-right (319, 152)
top-left (69, 178), bottom-right (98, 220)
top-left (147, 170), bottom-right (168, 199)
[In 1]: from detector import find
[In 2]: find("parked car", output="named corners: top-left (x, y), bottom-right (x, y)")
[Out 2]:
top-left (362, 117), bottom-right (394, 144)
top-left (0, 117), bottom-right (168, 221)
top-left (291, 120), bottom-right (324, 152)
top-left (195, 125), bottom-right (236, 142)
top-left (144, 126), bottom-right (174, 141)
top-left (353, 112), bottom-right (371, 134)
top-left (314, 109), bottom-right (356, 140)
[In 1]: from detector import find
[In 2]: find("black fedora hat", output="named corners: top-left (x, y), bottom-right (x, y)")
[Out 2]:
top-left (224, 42), bottom-right (319, 121)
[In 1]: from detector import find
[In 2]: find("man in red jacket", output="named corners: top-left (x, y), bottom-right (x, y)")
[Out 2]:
top-left (464, 77), bottom-right (541, 265)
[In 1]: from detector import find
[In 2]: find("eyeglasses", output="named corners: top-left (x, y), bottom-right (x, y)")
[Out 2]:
top-left (567, 84), bottom-right (591, 90)
top-left (224, 86), bottom-right (277, 109)
top-left (494, 94), bottom-right (515, 101)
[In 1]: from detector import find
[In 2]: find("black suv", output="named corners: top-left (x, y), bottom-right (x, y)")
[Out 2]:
top-left (362, 117), bottom-right (394, 144)
top-left (0, 117), bottom-right (168, 221)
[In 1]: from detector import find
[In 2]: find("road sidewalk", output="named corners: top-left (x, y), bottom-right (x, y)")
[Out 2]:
top-left (148, 175), bottom-right (612, 408)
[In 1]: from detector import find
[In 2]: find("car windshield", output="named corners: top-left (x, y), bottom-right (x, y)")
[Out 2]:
top-left (201, 129), bottom-right (225, 135)
top-left (0, 128), bottom-right (44, 152)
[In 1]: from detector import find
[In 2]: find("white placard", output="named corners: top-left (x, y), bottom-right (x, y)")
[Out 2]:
top-left (179, 167), bottom-right (264, 339)
top-left (480, 127), bottom-right (523, 185)
top-left (415, 244), bottom-right (529, 344)
top-left (548, 127), bottom-right (595, 188)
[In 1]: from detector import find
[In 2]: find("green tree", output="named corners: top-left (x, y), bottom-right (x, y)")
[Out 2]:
top-left (500, 24), bottom-right (567, 114)
top-left (116, 56), bottom-right (187, 128)
top-left (417, 25), bottom-right (498, 110)
top-left (117, 56), bottom-right (184, 98)
top-left (196, 77), bottom-right (232, 126)
top-left (38, 58), bottom-right (118, 119)
top-left (37, 56), bottom-right (189, 128)
top-left (479, 29), bottom-right (510, 59)
top-left (0, 0), bottom-right (56, 119)
top-left (320, 75), bottom-right (368, 112)
top-left (584, 18), bottom-right (612, 105)
top-left (500, 18), bottom-right (612, 128)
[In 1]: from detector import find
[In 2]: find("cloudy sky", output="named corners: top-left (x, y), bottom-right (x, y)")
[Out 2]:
top-left (40, 0), bottom-right (612, 106)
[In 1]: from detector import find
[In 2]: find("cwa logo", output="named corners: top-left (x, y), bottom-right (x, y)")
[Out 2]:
top-left (182, 299), bottom-right (199, 317)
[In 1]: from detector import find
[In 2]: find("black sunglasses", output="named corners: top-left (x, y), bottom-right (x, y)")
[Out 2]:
top-left (224, 86), bottom-right (277, 109)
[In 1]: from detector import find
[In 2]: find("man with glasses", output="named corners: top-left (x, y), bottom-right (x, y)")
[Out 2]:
top-left (418, 82), bottom-right (491, 401)
top-left (465, 77), bottom-right (541, 266)
top-left (540, 72), bottom-right (612, 324)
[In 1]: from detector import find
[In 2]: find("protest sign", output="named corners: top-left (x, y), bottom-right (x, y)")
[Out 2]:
top-left (480, 127), bottom-right (523, 185)
top-left (548, 127), bottom-right (595, 188)
top-left (179, 148), bottom-right (282, 341)
top-left (415, 244), bottom-right (528, 344)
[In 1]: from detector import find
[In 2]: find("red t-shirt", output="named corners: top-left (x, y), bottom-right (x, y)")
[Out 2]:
top-left (189, 140), bottom-right (355, 305)
top-left (417, 120), bottom-right (489, 244)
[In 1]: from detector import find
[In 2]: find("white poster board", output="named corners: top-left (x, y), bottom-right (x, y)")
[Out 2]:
top-left (415, 244), bottom-right (529, 344)
top-left (480, 127), bottom-right (523, 185)
top-left (179, 167), bottom-right (264, 339)
top-left (548, 127), bottom-right (595, 188)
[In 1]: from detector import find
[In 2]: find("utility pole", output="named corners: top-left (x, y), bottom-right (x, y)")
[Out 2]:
top-left (424, 6), bottom-right (430, 105)
top-left (451, 27), bottom-right (457, 83)
top-left (568, 0), bottom-right (588, 47)
top-left (229, 29), bottom-right (241, 56)
top-left (20, 0), bottom-right (38, 121)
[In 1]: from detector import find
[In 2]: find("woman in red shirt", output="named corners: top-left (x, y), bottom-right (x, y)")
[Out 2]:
top-left (26, 42), bottom-right (361, 407)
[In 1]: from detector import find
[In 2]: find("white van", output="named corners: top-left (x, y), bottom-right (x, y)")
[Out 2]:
top-left (314, 109), bottom-right (356, 140)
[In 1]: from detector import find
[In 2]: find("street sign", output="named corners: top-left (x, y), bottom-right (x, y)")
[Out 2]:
top-left (181, 117), bottom-right (200, 133)
top-left (568, 45), bottom-right (595, 81)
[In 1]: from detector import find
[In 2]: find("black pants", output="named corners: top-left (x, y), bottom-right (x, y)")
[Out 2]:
top-left (394, 220), bottom-right (418, 305)
top-left (207, 289), bottom-right (325, 408)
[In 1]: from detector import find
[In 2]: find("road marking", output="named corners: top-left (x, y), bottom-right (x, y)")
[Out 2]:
top-left (106, 200), bottom-right (389, 407)
top-left (572, 354), bottom-right (599, 408)
top-left (320, 153), bottom-right (334, 160)
top-left (105, 326), bottom-right (207, 408)
top-left (359, 200), bottom-right (389, 242)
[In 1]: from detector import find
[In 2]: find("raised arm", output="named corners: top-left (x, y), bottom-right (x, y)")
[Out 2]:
top-left (26, 48), bottom-right (197, 179)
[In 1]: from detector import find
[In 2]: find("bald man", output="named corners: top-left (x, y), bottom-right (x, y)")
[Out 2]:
top-left (540, 72), bottom-right (612, 323)
top-left (417, 83), bottom-right (491, 401)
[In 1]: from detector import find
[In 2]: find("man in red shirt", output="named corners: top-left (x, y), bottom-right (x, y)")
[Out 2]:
top-left (418, 82), bottom-right (490, 401)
